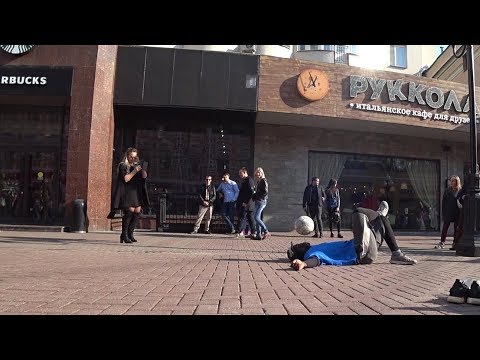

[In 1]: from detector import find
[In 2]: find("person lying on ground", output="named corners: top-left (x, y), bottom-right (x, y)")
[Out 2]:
top-left (288, 201), bottom-right (417, 270)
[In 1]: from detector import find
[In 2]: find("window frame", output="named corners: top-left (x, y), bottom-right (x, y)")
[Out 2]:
top-left (297, 45), bottom-right (358, 54)
top-left (297, 45), bottom-right (322, 51)
top-left (390, 45), bottom-right (407, 69)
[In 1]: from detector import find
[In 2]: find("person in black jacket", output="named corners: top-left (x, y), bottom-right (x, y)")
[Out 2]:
top-left (236, 167), bottom-right (256, 237)
top-left (191, 175), bottom-right (217, 234)
top-left (435, 175), bottom-right (461, 249)
top-left (303, 176), bottom-right (326, 238)
top-left (111, 147), bottom-right (150, 244)
top-left (452, 171), bottom-right (471, 250)
top-left (326, 178), bottom-right (343, 238)
top-left (251, 167), bottom-right (269, 240)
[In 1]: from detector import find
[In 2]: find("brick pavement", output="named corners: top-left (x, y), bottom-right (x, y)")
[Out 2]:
top-left (0, 230), bottom-right (479, 315)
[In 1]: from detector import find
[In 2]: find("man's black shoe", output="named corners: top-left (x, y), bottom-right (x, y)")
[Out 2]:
top-left (205, 230), bottom-right (211, 234)
top-left (447, 278), bottom-right (473, 304)
top-left (467, 280), bottom-right (480, 305)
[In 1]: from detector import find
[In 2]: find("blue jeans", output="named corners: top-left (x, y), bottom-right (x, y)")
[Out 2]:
top-left (254, 199), bottom-right (268, 236)
top-left (221, 201), bottom-right (236, 231)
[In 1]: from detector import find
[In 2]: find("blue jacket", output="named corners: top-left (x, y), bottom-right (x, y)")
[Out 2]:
top-left (304, 240), bottom-right (357, 266)
top-left (326, 188), bottom-right (340, 210)
top-left (217, 180), bottom-right (239, 203)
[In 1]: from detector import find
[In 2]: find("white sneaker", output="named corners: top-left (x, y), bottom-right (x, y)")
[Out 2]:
top-left (390, 251), bottom-right (417, 265)
top-left (434, 241), bottom-right (445, 249)
top-left (377, 201), bottom-right (389, 217)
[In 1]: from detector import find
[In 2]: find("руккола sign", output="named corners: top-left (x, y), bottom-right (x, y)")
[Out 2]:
top-left (349, 75), bottom-right (477, 113)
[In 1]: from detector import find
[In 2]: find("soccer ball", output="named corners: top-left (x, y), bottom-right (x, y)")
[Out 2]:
top-left (295, 216), bottom-right (314, 235)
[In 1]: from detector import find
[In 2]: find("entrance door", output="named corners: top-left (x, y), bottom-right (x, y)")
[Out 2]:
top-left (0, 149), bottom-right (60, 224)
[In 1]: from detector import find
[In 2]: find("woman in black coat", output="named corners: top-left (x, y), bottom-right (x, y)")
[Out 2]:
top-left (325, 178), bottom-right (343, 238)
top-left (436, 175), bottom-right (461, 249)
top-left (112, 147), bottom-right (150, 244)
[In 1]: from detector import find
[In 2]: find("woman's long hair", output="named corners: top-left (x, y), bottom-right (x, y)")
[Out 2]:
top-left (449, 175), bottom-right (462, 191)
top-left (327, 178), bottom-right (337, 191)
top-left (122, 147), bottom-right (139, 166)
top-left (255, 167), bottom-right (266, 179)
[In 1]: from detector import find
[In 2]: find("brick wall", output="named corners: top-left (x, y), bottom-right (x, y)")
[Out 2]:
top-left (258, 56), bottom-right (478, 133)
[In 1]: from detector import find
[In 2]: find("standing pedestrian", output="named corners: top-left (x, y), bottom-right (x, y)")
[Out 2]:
top-left (236, 167), bottom-right (256, 237)
top-left (112, 147), bottom-right (149, 244)
top-left (326, 178), bottom-right (343, 238)
top-left (190, 175), bottom-right (216, 234)
top-left (216, 171), bottom-right (239, 234)
top-left (435, 175), bottom-right (461, 249)
top-left (251, 167), bottom-right (269, 240)
top-left (302, 176), bottom-right (326, 238)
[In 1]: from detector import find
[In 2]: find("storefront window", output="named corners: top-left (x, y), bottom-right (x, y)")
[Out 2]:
top-left (309, 152), bottom-right (440, 231)
top-left (0, 105), bottom-right (67, 224)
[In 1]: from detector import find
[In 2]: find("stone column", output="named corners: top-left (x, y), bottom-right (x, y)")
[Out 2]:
top-left (65, 45), bottom-right (118, 231)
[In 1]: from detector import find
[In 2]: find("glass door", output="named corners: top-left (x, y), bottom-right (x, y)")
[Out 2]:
top-left (28, 150), bottom-right (59, 224)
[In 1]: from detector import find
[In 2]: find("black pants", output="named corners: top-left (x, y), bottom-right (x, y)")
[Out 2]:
top-left (237, 205), bottom-right (254, 233)
top-left (454, 210), bottom-right (464, 245)
top-left (308, 206), bottom-right (323, 235)
top-left (327, 209), bottom-right (341, 234)
top-left (355, 207), bottom-right (399, 252)
top-left (440, 218), bottom-right (459, 243)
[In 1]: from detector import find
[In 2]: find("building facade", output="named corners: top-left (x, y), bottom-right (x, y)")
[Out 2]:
top-left (255, 56), bottom-right (473, 231)
top-left (0, 45), bottom-right (474, 232)
top-left (112, 46), bottom-right (258, 233)
top-left (424, 45), bottom-right (480, 85)
top-left (0, 45), bottom-right (117, 231)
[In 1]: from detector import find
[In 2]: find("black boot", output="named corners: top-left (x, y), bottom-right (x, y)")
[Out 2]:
top-left (121, 211), bottom-right (133, 243)
top-left (128, 212), bottom-right (139, 242)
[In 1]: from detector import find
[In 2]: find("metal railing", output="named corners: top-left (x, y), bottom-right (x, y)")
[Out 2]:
top-left (155, 192), bottom-right (233, 233)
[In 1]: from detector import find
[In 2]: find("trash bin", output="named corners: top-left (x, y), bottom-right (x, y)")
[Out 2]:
top-left (72, 199), bottom-right (86, 233)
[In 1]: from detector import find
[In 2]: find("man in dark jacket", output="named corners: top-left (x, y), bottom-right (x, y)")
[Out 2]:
top-left (236, 167), bottom-right (256, 236)
top-left (191, 175), bottom-right (217, 234)
top-left (303, 177), bottom-right (326, 238)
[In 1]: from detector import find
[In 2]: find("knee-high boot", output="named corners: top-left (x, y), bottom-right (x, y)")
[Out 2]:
top-left (121, 211), bottom-right (133, 243)
top-left (128, 212), bottom-right (140, 242)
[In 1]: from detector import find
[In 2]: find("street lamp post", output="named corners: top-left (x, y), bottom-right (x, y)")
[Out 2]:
top-left (453, 45), bottom-right (480, 257)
